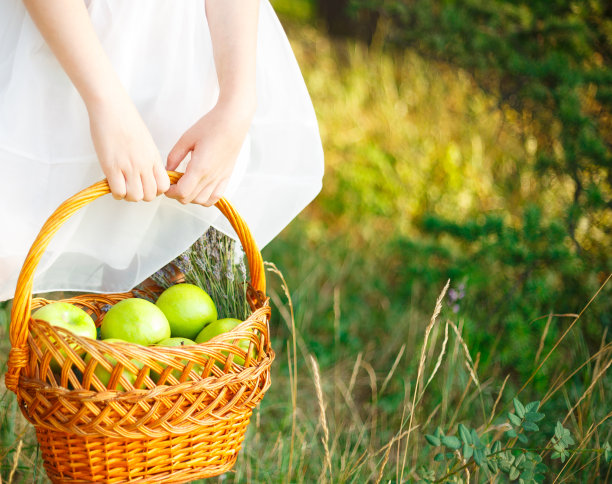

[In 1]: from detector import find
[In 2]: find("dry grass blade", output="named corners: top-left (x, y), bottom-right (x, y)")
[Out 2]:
top-left (517, 273), bottom-right (611, 396)
top-left (8, 439), bottom-right (22, 484)
top-left (541, 343), bottom-right (611, 405)
top-left (488, 374), bottom-right (510, 426)
top-left (423, 321), bottom-right (450, 390)
top-left (379, 344), bottom-right (405, 397)
top-left (265, 262), bottom-right (299, 484)
top-left (535, 313), bottom-right (553, 364)
top-left (399, 280), bottom-right (449, 483)
top-left (562, 358), bottom-right (611, 425)
top-left (311, 355), bottom-right (332, 483)
top-left (448, 320), bottom-right (480, 389)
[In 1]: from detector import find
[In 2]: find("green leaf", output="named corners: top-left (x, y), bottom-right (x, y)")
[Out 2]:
top-left (509, 467), bottom-right (520, 480)
top-left (499, 459), bottom-right (512, 473)
top-left (487, 459), bottom-right (498, 473)
top-left (463, 442), bottom-right (473, 459)
top-left (551, 451), bottom-right (560, 460)
top-left (522, 421), bottom-right (539, 432)
top-left (473, 448), bottom-right (484, 467)
top-left (425, 434), bottom-right (441, 447)
top-left (525, 401), bottom-right (540, 412)
top-left (515, 453), bottom-right (525, 468)
top-left (506, 429), bottom-right (517, 438)
top-left (433, 452), bottom-right (445, 462)
top-left (513, 398), bottom-right (526, 419)
top-left (560, 450), bottom-right (567, 463)
top-left (517, 433), bottom-right (528, 444)
top-left (555, 422), bottom-right (564, 439)
top-left (508, 412), bottom-right (523, 426)
top-left (434, 426), bottom-right (444, 438)
top-left (603, 442), bottom-right (611, 463)
top-left (492, 441), bottom-right (502, 453)
top-left (471, 428), bottom-right (483, 448)
top-left (525, 411), bottom-right (545, 422)
top-left (458, 423), bottom-right (472, 444)
top-left (441, 435), bottom-right (461, 449)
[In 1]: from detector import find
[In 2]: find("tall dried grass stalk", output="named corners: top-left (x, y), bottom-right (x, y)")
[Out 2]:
top-left (8, 439), bottom-right (22, 484)
top-left (563, 358), bottom-right (612, 425)
top-left (265, 262), bottom-right (299, 484)
top-left (541, 343), bottom-right (611, 405)
top-left (311, 355), bottom-right (332, 483)
top-left (379, 344), bottom-right (405, 397)
top-left (448, 320), bottom-right (480, 389)
top-left (424, 321), bottom-right (450, 390)
top-left (535, 313), bottom-right (554, 364)
top-left (551, 411), bottom-right (612, 483)
top-left (347, 351), bottom-right (363, 396)
top-left (517, 273), bottom-right (610, 396)
top-left (488, 374), bottom-right (510, 426)
top-left (399, 279), bottom-right (449, 482)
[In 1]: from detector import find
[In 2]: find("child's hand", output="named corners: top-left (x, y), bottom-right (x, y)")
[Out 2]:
top-left (165, 100), bottom-right (255, 206)
top-left (89, 98), bottom-right (170, 201)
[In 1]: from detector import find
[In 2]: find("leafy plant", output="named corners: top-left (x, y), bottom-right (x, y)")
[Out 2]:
top-left (423, 397), bottom-right (609, 482)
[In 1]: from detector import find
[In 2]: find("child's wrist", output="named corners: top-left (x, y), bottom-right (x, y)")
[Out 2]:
top-left (82, 79), bottom-right (131, 116)
top-left (216, 87), bottom-right (257, 122)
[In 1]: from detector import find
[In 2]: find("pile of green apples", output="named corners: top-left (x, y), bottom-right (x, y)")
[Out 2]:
top-left (31, 283), bottom-right (253, 390)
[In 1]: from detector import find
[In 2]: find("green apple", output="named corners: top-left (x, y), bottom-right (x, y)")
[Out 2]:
top-left (150, 337), bottom-right (203, 383)
top-left (84, 339), bottom-right (149, 391)
top-left (155, 283), bottom-right (218, 340)
top-left (195, 318), bottom-right (255, 367)
top-left (101, 298), bottom-right (170, 346)
top-left (32, 302), bottom-right (97, 371)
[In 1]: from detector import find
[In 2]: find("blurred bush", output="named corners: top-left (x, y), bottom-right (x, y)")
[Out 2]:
top-left (270, 0), bottom-right (611, 356)
top-left (347, 0), bottom-right (612, 265)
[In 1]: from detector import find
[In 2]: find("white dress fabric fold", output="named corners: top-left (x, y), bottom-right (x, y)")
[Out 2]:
top-left (0, 0), bottom-right (324, 301)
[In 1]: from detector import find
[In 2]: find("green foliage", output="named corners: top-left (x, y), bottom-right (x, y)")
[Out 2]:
top-left (422, 398), bottom-right (605, 483)
top-left (387, 207), bottom-right (610, 377)
top-left (550, 421), bottom-right (575, 463)
top-left (348, 0), bottom-right (612, 265)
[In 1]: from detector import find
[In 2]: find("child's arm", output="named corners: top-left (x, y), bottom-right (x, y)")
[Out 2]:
top-left (165, 0), bottom-right (260, 207)
top-left (23, 0), bottom-right (170, 201)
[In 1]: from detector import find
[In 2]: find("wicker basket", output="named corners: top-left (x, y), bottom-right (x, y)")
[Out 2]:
top-left (5, 172), bottom-right (275, 483)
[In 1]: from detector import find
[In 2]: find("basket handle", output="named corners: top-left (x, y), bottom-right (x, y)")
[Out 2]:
top-left (5, 171), bottom-right (265, 393)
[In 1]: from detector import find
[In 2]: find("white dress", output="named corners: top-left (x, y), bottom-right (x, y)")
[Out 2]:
top-left (0, 0), bottom-right (324, 301)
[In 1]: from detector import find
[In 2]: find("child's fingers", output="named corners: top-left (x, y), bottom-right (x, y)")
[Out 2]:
top-left (166, 167), bottom-right (205, 204)
top-left (192, 182), bottom-right (215, 207)
top-left (123, 169), bottom-right (144, 202)
top-left (141, 171), bottom-right (157, 202)
top-left (166, 134), bottom-right (192, 171)
top-left (195, 178), bottom-right (228, 207)
top-left (154, 163), bottom-right (170, 194)
top-left (106, 169), bottom-right (127, 200)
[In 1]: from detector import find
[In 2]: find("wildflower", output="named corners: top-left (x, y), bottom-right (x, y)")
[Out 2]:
top-left (174, 253), bottom-right (194, 275)
top-left (447, 282), bottom-right (467, 313)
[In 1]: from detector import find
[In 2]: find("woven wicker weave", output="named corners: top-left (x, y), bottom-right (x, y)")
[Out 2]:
top-left (5, 172), bottom-right (275, 483)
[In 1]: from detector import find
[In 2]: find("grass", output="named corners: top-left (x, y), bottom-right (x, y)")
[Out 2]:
top-left (1, 269), bottom-right (608, 482)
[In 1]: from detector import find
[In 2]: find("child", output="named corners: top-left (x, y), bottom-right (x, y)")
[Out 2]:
top-left (0, 0), bottom-right (324, 300)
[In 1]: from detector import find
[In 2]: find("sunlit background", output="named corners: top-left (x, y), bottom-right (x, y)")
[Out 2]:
top-left (1, 1), bottom-right (610, 482)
